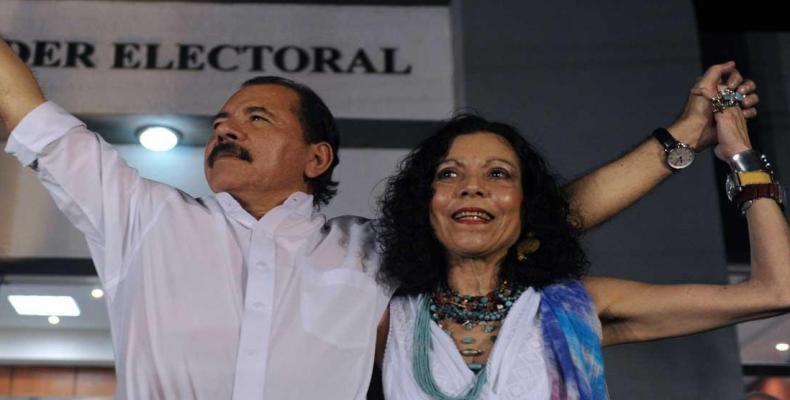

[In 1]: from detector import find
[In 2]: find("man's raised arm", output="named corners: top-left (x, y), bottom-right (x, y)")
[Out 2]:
top-left (564, 62), bottom-right (759, 230)
top-left (1, 34), bottom-right (171, 287)
top-left (0, 37), bottom-right (46, 137)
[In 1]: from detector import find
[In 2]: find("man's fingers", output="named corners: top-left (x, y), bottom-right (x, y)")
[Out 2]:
top-left (691, 81), bottom-right (732, 99)
top-left (742, 107), bottom-right (758, 119)
top-left (698, 61), bottom-right (736, 88)
top-left (726, 68), bottom-right (743, 89)
top-left (737, 79), bottom-right (757, 94)
top-left (691, 85), bottom-right (717, 99)
top-left (741, 93), bottom-right (759, 108)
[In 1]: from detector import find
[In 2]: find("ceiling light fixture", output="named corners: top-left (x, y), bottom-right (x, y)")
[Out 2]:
top-left (48, 315), bottom-right (60, 325)
top-left (91, 288), bottom-right (104, 299)
top-left (776, 343), bottom-right (790, 352)
top-left (137, 126), bottom-right (180, 152)
top-left (8, 295), bottom-right (81, 317)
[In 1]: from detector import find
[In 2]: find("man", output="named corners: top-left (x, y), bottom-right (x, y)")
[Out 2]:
top-left (0, 37), bottom-right (756, 398)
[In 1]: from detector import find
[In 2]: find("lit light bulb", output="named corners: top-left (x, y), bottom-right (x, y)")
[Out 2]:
top-left (91, 288), bottom-right (104, 299)
top-left (8, 295), bottom-right (80, 316)
top-left (138, 126), bottom-right (180, 152)
top-left (48, 315), bottom-right (60, 325)
top-left (776, 343), bottom-right (790, 352)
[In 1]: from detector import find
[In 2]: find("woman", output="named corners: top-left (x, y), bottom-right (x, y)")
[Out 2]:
top-left (373, 97), bottom-right (789, 398)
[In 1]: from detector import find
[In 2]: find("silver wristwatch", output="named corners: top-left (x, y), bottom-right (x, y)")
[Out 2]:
top-left (652, 128), bottom-right (694, 171)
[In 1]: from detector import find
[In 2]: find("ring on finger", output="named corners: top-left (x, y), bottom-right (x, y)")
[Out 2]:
top-left (711, 88), bottom-right (745, 113)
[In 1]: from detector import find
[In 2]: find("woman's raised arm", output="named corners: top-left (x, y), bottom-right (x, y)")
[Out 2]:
top-left (584, 99), bottom-right (789, 346)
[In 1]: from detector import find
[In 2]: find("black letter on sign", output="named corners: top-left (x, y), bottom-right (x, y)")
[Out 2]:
top-left (112, 43), bottom-right (142, 69)
top-left (208, 45), bottom-right (239, 71)
top-left (33, 41), bottom-right (61, 67)
top-left (6, 40), bottom-right (30, 63)
top-left (345, 49), bottom-right (377, 74)
top-left (145, 43), bottom-right (174, 70)
top-left (274, 46), bottom-right (309, 73)
top-left (177, 44), bottom-right (205, 70)
top-left (65, 42), bottom-right (96, 68)
top-left (312, 47), bottom-right (343, 73)
top-left (382, 48), bottom-right (411, 75)
top-left (241, 46), bottom-right (273, 72)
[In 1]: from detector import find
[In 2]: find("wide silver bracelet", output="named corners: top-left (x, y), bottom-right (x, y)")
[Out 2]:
top-left (728, 149), bottom-right (770, 173)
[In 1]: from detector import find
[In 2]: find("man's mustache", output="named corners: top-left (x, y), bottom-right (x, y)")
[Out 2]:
top-left (207, 142), bottom-right (253, 168)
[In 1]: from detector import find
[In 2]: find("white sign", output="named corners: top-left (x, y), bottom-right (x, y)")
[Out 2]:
top-left (0, 1), bottom-right (454, 119)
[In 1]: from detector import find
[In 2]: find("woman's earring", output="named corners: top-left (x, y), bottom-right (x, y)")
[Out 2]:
top-left (516, 232), bottom-right (540, 262)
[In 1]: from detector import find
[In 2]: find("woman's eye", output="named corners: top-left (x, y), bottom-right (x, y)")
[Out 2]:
top-left (489, 168), bottom-right (511, 179)
top-left (436, 168), bottom-right (457, 179)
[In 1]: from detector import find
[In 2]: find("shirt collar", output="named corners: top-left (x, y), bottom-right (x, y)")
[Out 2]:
top-left (215, 191), bottom-right (317, 234)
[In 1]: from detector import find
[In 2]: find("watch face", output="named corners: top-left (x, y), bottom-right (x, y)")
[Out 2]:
top-left (726, 174), bottom-right (736, 201)
top-left (668, 146), bottom-right (695, 169)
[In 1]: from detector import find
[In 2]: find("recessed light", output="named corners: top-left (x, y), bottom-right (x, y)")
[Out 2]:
top-left (138, 126), bottom-right (180, 152)
top-left (48, 315), bottom-right (60, 325)
top-left (776, 343), bottom-right (790, 352)
top-left (91, 288), bottom-right (104, 299)
top-left (8, 295), bottom-right (81, 316)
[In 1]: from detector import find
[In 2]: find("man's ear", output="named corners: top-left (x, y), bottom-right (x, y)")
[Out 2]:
top-left (304, 142), bottom-right (334, 179)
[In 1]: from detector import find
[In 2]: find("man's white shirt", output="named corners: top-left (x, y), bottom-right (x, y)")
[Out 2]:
top-left (5, 102), bottom-right (392, 399)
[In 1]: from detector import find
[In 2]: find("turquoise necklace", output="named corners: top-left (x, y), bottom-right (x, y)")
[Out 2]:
top-left (413, 295), bottom-right (488, 400)
top-left (412, 283), bottom-right (524, 400)
top-left (431, 283), bottom-right (524, 371)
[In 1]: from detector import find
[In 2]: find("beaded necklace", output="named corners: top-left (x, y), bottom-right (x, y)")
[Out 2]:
top-left (414, 295), bottom-right (488, 400)
top-left (430, 282), bottom-right (523, 324)
top-left (412, 283), bottom-right (525, 400)
top-left (429, 282), bottom-right (524, 372)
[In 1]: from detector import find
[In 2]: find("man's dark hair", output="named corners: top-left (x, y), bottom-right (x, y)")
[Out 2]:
top-left (375, 113), bottom-right (588, 295)
top-left (241, 76), bottom-right (340, 207)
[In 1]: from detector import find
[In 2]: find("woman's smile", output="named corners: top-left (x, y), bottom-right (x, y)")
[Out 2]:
top-left (451, 207), bottom-right (495, 224)
top-left (430, 132), bottom-right (523, 260)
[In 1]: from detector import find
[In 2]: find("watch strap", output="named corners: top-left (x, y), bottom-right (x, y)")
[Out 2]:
top-left (733, 183), bottom-right (785, 213)
top-left (652, 128), bottom-right (678, 151)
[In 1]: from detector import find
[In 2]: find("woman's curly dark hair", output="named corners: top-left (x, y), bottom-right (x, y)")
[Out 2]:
top-left (375, 114), bottom-right (588, 296)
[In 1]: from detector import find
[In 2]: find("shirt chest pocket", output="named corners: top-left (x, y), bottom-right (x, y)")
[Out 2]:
top-left (300, 268), bottom-right (379, 349)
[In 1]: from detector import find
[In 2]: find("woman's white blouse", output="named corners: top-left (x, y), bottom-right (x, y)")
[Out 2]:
top-left (383, 288), bottom-right (551, 400)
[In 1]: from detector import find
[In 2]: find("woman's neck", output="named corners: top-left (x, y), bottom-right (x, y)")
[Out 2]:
top-left (445, 255), bottom-right (503, 296)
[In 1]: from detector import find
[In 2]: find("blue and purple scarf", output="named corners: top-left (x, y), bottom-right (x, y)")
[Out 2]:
top-left (539, 280), bottom-right (609, 400)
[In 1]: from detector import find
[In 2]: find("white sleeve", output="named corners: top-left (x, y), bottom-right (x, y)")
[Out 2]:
top-left (4, 101), bottom-right (173, 285)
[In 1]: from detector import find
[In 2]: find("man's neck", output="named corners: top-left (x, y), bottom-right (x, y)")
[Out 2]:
top-left (230, 189), bottom-right (305, 219)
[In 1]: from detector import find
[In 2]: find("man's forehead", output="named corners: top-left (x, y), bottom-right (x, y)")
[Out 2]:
top-left (222, 84), bottom-right (300, 111)
top-left (213, 106), bottom-right (276, 122)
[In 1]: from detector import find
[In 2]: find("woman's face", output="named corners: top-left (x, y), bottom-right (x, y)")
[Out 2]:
top-left (430, 132), bottom-right (523, 263)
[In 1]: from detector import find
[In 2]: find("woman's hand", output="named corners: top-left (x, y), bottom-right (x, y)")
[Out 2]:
top-left (669, 61), bottom-right (758, 150)
top-left (585, 101), bottom-right (790, 346)
top-left (711, 102), bottom-right (752, 161)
